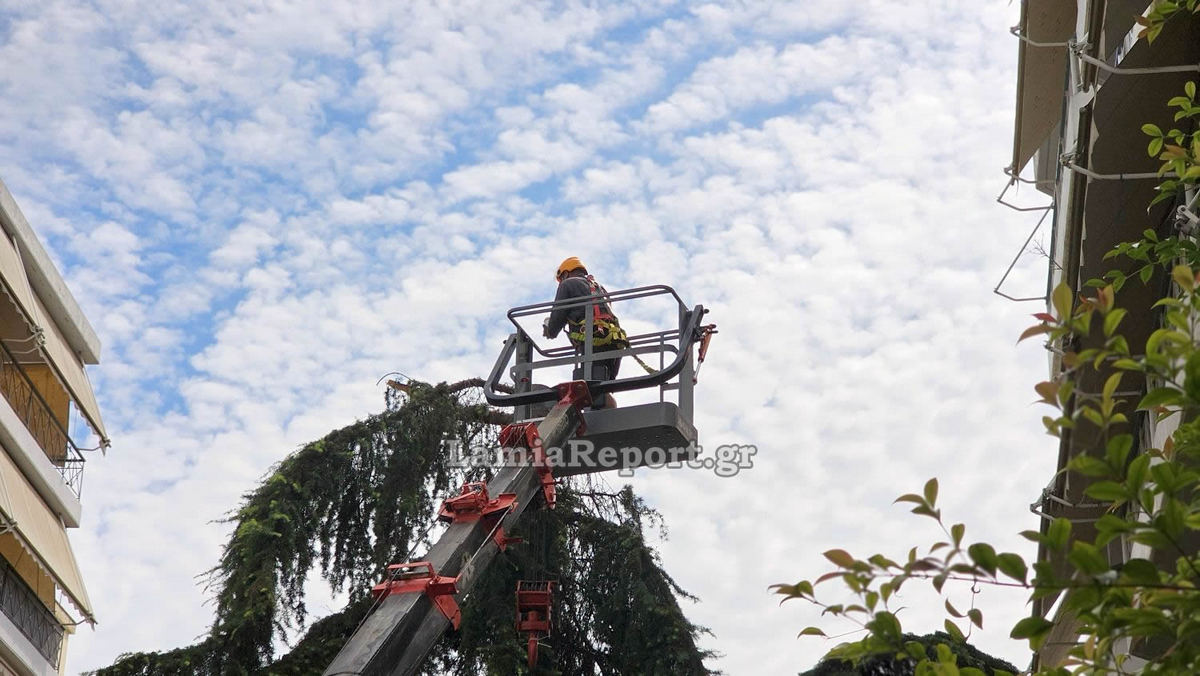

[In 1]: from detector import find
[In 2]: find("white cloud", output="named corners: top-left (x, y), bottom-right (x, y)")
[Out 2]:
top-left (210, 222), bottom-right (278, 269)
top-left (641, 36), bottom-right (897, 135)
top-left (0, 1), bottom-right (1061, 673)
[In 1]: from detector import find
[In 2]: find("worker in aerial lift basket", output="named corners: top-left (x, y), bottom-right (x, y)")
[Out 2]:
top-left (543, 256), bottom-right (624, 409)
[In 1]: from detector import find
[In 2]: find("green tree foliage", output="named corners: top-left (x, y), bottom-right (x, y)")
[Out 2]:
top-left (799, 633), bottom-right (1018, 676)
top-left (92, 382), bottom-right (713, 674)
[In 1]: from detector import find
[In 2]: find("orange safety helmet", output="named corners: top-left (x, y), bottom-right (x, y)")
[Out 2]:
top-left (556, 256), bottom-right (585, 281)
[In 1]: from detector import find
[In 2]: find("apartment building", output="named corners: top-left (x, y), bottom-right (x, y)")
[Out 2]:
top-left (0, 179), bottom-right (107, 675)
top-left (1010, 0), bottom-right (1200, 669)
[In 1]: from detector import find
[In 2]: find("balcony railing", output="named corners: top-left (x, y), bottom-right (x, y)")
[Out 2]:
top-left (0, 340), bottom-right (84, 498)
top-left (0, 552), bottom-right (63, 665)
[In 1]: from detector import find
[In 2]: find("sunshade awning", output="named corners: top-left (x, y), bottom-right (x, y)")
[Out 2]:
top-left (30, 293), bottom-right (107, 443)
top-left (0, 229), bottom-right (107, 443)
top-left (0, 445), bottom-right (93, 621)
top-left (1012, 1), bottom-right (1076, 173)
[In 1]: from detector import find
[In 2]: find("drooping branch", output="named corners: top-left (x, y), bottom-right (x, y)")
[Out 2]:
top-left (93, 380), bottom-right (715, 675)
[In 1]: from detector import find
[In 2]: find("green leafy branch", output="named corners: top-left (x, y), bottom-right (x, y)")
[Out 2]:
top-left (1136, 0), bottom-right (1200, 44)
top-left (771, 477), bottom-right (1022, 676)
top-left (776, 238), bottom-right (1200, 673)
top-left (778, 9), bottom-right (1200, 674)
top-left (1142, 81), bottom-right (1200, 207)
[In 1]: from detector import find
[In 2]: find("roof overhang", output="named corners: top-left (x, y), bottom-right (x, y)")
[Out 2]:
top-left (0, 179), bottom-right (100, 365)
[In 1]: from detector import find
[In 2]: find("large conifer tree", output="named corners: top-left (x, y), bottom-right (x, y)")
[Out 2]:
top-left (92, 381), bottom-right (714, 675)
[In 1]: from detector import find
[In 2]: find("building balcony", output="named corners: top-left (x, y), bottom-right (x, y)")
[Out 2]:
top-left (0, 553), bottom-right (63, 671)
top-left (0, 340), bottom-right (85, 499)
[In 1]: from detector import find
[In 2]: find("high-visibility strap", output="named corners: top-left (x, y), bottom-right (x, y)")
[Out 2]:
top-left (630, 353), bottom-right (657, 374)
top-left (567, 316), bottom-right (625, 346)
top-left (564, 278), bottom-right (658, 374)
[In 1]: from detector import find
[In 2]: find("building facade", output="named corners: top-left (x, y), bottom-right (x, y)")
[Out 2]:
top-left (0, 179), bottom-right (107, 675)
top-left (1010, 0), bottom-right (1200, 669)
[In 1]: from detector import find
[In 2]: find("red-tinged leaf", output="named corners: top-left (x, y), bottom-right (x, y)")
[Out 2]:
top-left (1034, 381), bottom-right (1059, 404)
top-left (894, 493), bottom-right (924, 505)
top-left (1032, 312), bottom-right (1056, 322)
top-left (823, 549), bottom-right (855, 568)
top-left (1018, 324), bottom-right (1052, 342)
top-left (1163, 144), bottom-right (1189, 160)
top-left (815, 571), bottom-right (843, 585)
top-left (1096, 285), bottom-right (1114, 312)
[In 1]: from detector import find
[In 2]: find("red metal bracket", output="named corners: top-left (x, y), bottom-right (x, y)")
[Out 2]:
top-left (437, 482), bottom-right (517, 523)
top-left (493, 525), bottom-right (523, 551)
top-left (554, 379), bottom-right (592, 411)
top-left (555, 380), bottom-right (591, 436)
top-left (496, 380), bottom-right (595, 511)
top-left (694, 324), bottom-right (718, 384)
top-left (499, 421), bottom-right (557, 510)
top-left (516, 580), bottom-right (554, 669)
top-left (371, 562), bottom-right (461, 629)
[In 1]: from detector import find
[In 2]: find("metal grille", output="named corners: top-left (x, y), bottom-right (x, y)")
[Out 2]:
top-left (0, 554), bottom-right (63, 665)
top-left (0, 341), bottom-right (85, 498)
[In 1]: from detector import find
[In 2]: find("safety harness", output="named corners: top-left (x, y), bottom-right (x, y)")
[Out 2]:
top-left (566, 276), bottom-right (625, 346)
top-left (566, 276), bottom-right (656, 374)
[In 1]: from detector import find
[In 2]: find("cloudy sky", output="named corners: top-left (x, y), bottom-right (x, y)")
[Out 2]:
top-left (1, 1), bottom-right (1061, 673)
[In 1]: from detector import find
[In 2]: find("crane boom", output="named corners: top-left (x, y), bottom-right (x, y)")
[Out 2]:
top-left (323, 384), bottom-right (588, 676)
top-left (326, 284), bottom-right (712, 675)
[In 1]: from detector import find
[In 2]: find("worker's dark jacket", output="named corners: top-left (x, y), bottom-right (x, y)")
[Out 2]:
top-left (546, 271), bottom-right (622, 382)
top-left (545, 273), bottom-right (602, 340)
